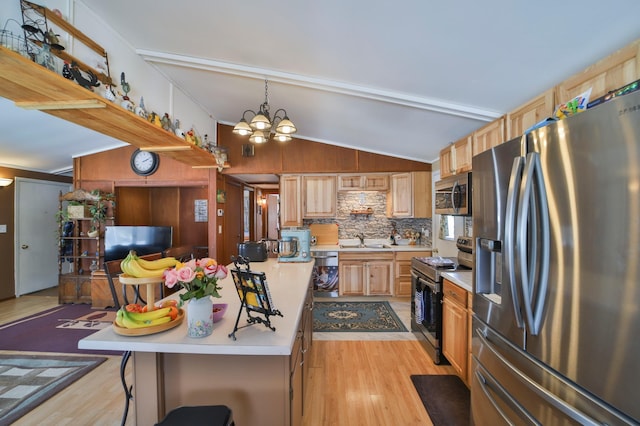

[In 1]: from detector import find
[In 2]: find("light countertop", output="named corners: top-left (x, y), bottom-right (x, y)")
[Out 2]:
top-left (312, 240), bottom-right (432, 253)
top-left (78, 259), bottom-right (314, 356)
top-left (441, 270), bottom-right (473, 292)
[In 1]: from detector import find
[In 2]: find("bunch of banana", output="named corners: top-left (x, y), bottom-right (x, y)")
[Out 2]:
top-left (120, 250), bottom-right (178, 278)
top-left (115, 306), bottom-right (174, 329)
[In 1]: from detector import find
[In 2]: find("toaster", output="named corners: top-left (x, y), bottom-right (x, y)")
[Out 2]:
top-left (237, 241), bottom-right (268, 262)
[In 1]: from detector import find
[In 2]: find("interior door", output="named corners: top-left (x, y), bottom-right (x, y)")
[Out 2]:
top-left (223, 179), bottom-right (244, 264)
top-left (15, 178), bottom-right (71, 296)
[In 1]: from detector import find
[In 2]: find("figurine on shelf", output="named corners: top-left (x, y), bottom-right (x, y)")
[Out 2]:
top-left (185, 129), bottom-right (196, 144)
top-left (161, 113), bottom-right (171, 131)
top-left (134, 97), bottom-right (148, 119)
top-left (174, 119), bottom-right (185, 138)
top-left (70, 61), bottom-right (100, 90)
top-left (119, 72), bottom-right (134, 110)
top-left (62, 61), bottom-right (73, 80)
top-left (149, 112), bottom-right (163, 128)
top-left (102, 84), bottom-right (116, 102)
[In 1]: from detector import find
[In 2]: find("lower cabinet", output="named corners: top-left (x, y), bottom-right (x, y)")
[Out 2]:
top-left (59, 274), bottom-right (92, 304)
top-left (291, 278), bottom-right (313, 423)
top-left (338, 252), bottom-right (394, 296)
top-left (394, 251), bottom-right (431, 297)
top-left (442, 279), bottom-right (469, 384)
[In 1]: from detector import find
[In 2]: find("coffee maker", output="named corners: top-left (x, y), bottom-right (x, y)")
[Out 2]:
top-left (278, 228), bottom-right (312, 262)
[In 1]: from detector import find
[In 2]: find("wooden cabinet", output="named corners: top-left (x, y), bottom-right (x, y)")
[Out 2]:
top-left (302, 175), bottom-right (336, 218)
top-left (439, 136), bottom-right (471, 178)
top-left (472, 117), bottom-right (505, 157)
top-left (556, 39), bottom-right (640, 108)
top-left (453, 136), bottom-right (472, 173)
top-left (338, 174), bottom-right (389, 191)
top-left (442, 279), bottom-right (469, 383)
top-left (58, 191), bottom-right (115, 304)
top-left (507, 90), bottom-right (555, 140)
top-left (339, 252), bottom-right (394, 296)
top-left (467, 291), bottom-right (473, 387)
top-left (280, 175), bottom-right (302, 227)
top-left (387, 171), bottom-right (431, 218)
top-left (394, 251), bottom-right (431, 297)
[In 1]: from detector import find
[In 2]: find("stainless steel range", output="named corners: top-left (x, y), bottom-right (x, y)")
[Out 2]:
top-left (411, 237), bottom-right (472, 364)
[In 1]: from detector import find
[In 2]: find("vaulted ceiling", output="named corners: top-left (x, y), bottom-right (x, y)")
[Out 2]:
top-left (1, 0), bottom-right (640, 176)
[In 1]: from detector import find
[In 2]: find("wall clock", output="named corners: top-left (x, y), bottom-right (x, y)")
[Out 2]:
top-left (130, 149), bottom-right (159, 176)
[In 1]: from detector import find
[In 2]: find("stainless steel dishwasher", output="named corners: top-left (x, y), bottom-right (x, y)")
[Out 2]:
top-left (311, 251), bottom-right (339, 297)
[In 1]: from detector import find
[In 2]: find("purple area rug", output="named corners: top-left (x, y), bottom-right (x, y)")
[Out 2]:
top-left (0, 304), bottom-right (121, 356)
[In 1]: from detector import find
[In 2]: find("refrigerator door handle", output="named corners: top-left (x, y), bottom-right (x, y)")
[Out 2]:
top-left (518, 153), bottom-right (550, 336)
top-left (474, 367), bottom-right (540, 425)
top-left (477, 328), bottom-right (601, 426)
top-left (505, 156), bottom-right (525, 329)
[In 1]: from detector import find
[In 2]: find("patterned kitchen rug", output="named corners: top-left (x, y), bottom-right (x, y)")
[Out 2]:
top-left (313, 301), bottom-right (408, 332)
top-left (0, 354), bottom-right (106, 425)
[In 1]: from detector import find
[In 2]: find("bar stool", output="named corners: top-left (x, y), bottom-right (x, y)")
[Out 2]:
top-left (155, 405), bottom-right (234, 426)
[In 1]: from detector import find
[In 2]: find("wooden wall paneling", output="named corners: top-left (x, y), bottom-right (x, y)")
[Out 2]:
top-left (282, 140), bottom-right (357, 173)
top-left (178, 186), bottom-right (209, 249)
top-left (115, 187), bottom-right (151, 225)
top-left (357, 151), bottom-right (432, 172)
top-left (222, 178), bottom-right (244, 265)
top-left (214, 173), bottom-right (224, 261)
top-left (150, 187), bottom-right (180, 243)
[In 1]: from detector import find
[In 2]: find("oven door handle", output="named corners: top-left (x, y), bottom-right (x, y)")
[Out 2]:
top-left (411, 271), bottom-right (437, 292)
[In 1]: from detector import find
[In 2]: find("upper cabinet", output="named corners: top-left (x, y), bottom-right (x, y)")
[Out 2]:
top-left (302, 175), bottom-right (337, 218)
top-left (280, 175), bottom-right (302, 227)
top-left (506, 90), bottom-right (555, 141)
top-left (337, 174), bottom-right (389, 191)
top-left (555, 40), bottom-right (640, 106)
top-left (472, 117), bottom-right (505, 157)
top-left (439, 136), bottom-right (472, 179)
top-left (387, 171), bottom-right (431, 218)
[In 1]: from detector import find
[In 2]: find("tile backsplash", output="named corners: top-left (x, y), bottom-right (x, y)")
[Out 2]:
top-left (303, 191), bottom-right (432, 246)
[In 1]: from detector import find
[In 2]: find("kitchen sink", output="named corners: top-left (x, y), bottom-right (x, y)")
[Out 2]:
top-left (339, 243), bottom-right (391, 249)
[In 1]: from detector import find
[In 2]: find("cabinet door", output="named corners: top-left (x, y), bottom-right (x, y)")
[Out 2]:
top-left (394, 251), bottom-right (431, 297)
top-left (439, 147), bottom-right (453, 178)
top-left (363, 174), bottom-right (389, 191)
top-left (556, 39), bottom-right (640, 106)
top-left (472, 117), bottom-right (505, 157)
top-left (388, 173), bottom-right (412, 217)
top-left (452, 136), bottom-right (472, 173)
top-left (339, 262), bottom-right (365, 295)
top-left (507, 89), bottom-right (555, 140)
top-left (338, 175), bottom-right (363, 191)
top-left (442, 297), bottom-right (468, 379)
top-left (302, 175), bottom-right (336, 218)
top-left (280, 175), bottom-right (302, 227)
top-left (367, 261), bottom-right (393, 295)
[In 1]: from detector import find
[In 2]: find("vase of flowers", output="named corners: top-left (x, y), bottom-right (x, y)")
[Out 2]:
top-left (163, 258), bottom-right (228, 338)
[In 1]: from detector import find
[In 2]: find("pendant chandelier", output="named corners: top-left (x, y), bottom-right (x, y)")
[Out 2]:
top-left (233, 79), bottom-right (297, 143)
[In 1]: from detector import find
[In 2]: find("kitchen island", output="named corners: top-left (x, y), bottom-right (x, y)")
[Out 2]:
top-left (79, 259), bottom-right (314, 426)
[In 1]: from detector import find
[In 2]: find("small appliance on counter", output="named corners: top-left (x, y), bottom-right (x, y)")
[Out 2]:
top-left (278, 228), bottom-right (312, 262)
top-left (237, 241), bottom-right (268, 262)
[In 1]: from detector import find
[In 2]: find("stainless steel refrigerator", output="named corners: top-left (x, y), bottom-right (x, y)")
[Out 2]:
top-left (472, 90), bottom-right (640, 425)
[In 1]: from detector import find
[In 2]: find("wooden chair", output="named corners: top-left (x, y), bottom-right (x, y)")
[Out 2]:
top-left (103, 252), bottom-right (164, 309)
top-left (163, 245), bottom-right (195, 262)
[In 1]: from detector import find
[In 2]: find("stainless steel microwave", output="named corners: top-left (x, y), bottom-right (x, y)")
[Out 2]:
top-left (434, 172), bottom-right (471, 216)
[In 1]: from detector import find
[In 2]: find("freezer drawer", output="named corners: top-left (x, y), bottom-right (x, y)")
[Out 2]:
top-left (471, 317), bottom-right (637, 426)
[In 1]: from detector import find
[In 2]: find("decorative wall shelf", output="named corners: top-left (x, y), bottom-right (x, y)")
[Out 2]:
top-left (0, 45), bottom-right (219, 168)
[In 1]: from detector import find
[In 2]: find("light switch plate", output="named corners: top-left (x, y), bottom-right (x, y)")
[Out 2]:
top-left (0, 224), bottom-right (6, 233)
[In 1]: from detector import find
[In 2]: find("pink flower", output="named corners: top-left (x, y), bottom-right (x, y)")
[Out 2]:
top-left (200, 258), bottom-right (218, 278)
top-left (214, 264), bottom-right (228, 280)
top-left (163, 268), bottom-right (179, 288)
top-left (176, 265), bottom-right (196, 283)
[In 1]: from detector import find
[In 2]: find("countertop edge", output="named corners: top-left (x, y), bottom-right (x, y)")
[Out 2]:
top-left (441, 271), bottom-right (473, 293)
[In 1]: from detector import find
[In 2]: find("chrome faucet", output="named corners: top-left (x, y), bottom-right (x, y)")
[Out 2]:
top-left (355, 233), bottom-right (365, 246)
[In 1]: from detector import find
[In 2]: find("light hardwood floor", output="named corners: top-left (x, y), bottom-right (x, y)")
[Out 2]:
top-left (1, 290), bottom-right (457, 425)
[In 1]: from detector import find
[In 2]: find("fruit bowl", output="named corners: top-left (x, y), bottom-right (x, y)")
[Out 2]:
top-left (212, 303), bottom-right (228, 323)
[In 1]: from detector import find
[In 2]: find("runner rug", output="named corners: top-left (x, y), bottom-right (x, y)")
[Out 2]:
top-left (0, 353), bottom-right (106, 425)
top-left (313, 301), bottom-right (408, 332)
top-left (410, 374), bottom-right (470, 426)
top-left (0, 305), bottom-right (120, 356)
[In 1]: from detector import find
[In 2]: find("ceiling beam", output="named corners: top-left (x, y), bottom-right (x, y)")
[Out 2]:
top-left (136, 49), bottom-right (501, 122)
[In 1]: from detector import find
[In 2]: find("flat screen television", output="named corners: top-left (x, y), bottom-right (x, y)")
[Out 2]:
top-left (105, 226), bottom-right (173, 261)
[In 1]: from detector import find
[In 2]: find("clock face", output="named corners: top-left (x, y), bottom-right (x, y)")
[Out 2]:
top-left (130, 149), bottom-right (159, 176)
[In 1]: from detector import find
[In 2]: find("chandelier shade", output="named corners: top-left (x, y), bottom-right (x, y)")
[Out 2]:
top-left (233, 79), bottom-right (296, 143)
